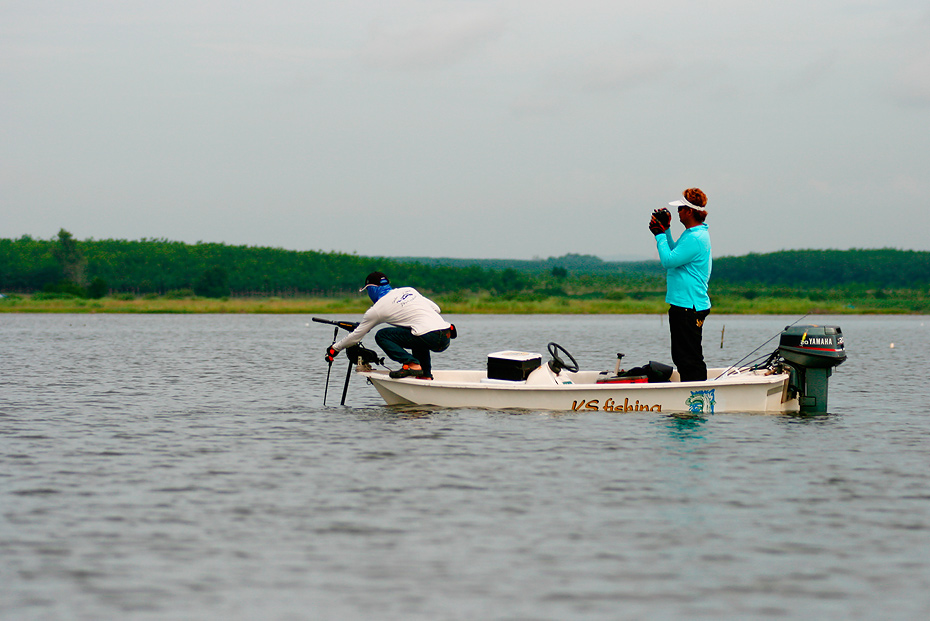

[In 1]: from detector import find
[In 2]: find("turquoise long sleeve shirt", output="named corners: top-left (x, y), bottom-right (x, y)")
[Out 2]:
top-left (655, 224), bottom-right (712, 311)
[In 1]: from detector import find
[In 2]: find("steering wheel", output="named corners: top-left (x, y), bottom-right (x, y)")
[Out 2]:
top-left (547, 342), bottom-right (579, 373)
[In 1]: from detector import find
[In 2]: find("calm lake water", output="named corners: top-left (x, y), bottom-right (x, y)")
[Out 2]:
top-left (2, 313), bottom-right (930, 620)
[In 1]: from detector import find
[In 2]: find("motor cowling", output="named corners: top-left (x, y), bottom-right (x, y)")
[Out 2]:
top-left (778, 325), bottom-right (846, 368)
top-left (777, 325), bottom-right (846, 413)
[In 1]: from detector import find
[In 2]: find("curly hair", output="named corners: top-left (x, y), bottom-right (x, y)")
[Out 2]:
top-left (683, 188), bottom-right (707, 208)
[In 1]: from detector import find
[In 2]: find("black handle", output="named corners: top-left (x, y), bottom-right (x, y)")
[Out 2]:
top-left (312, 317), bottom-right (359, 332)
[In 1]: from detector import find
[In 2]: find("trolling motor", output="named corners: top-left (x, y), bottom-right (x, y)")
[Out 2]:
top-left (776, 325), bottom-right (846, 413)
top-left (345, 343), bottom-right (384, 370)
top-left (312, 317), bottom-right (384, 405)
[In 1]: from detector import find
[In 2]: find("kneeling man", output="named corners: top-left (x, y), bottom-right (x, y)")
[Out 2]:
top-left (324, 272), bottom-right (455, 379)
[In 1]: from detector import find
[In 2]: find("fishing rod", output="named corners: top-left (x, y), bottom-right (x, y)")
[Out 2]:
top-left (712, 314), bottom-right (809, 380)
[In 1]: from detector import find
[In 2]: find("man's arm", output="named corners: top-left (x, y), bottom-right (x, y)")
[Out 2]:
top-left (333, 306), bottom-right (383, 351)
top-left (656, 232), bottom-right (701, 269)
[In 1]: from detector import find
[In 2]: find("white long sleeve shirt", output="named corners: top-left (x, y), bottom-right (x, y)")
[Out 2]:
top-left (333, 287), bottom-right (450, 351)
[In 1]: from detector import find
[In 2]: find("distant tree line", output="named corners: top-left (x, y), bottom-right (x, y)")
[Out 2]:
top-left (712, 249), bottom-right (930, 289)
top-left (395, 248), bottom-right (930, 290)
top-left (2, 232), bottom-right (927, 299)
top-left (391, 252), bottom-right (667, 277)
top-left (0, 232), bottom-right (532, 298)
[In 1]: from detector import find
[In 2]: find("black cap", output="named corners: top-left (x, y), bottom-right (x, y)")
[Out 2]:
top-left (359, 271), bottom-right (389, 291)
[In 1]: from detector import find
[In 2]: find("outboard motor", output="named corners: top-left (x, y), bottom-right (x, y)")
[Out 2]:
top-left (777, 325), bottom-right (846, 413)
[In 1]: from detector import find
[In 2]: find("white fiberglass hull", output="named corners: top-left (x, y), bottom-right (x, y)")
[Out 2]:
top-left (359, 367), bottom-right (797, 414)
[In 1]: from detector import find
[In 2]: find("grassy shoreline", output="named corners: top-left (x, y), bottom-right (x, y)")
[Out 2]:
top-left (1, 293), bottom-right (927, 314)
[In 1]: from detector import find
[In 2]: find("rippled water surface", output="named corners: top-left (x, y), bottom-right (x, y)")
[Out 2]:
top-left (2, 314), bottom-right (930, 620)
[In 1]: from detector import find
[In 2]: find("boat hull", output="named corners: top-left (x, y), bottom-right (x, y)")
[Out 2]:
top-left (359, 368), bottom-right (797, 414)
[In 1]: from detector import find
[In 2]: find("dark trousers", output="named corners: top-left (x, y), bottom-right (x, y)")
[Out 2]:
top-left (668, 305), bottom-right (710, 382)
top-left (375, 327), bottom-right (451, 377)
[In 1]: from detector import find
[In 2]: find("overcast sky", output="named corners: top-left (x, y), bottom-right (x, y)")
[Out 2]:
top-left (3, 1), bottom-right (929, 260)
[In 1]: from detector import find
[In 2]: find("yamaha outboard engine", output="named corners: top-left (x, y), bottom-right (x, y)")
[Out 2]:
top-left (778, 325), bottom-right (846, 413)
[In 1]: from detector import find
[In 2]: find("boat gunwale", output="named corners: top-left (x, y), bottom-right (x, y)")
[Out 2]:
top-left (359, 368), bottom-right (789, 392)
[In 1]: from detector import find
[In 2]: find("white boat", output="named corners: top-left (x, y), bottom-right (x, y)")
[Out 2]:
top-left (359, 365), bottom-right (794, 414)
top-left (316, 319), bottom-right (847, 415)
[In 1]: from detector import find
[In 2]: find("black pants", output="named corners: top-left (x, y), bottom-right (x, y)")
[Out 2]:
top-left (668, 305), bottom-right (710, 382)
top-left (375, 327), bottom-right (451, 377)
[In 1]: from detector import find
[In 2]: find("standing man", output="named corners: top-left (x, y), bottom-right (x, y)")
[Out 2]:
top-left (324, 271), bottom-right (455, 379)
top-left (648, 188), bottom-right (712, 382)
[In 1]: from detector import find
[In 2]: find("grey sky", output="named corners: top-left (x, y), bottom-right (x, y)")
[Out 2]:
top-left (3, 1), bottom-right (929, 260)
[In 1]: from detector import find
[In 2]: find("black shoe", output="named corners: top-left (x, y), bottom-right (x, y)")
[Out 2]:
top-left (389, 365), bottom-right (425, 379)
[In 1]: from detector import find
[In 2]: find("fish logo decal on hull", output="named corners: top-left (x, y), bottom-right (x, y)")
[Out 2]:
top-left (685, 389), bottom-right (716, 414)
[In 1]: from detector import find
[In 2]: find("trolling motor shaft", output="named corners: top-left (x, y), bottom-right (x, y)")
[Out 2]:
top-left (313, 317), bottom-right (383, 406)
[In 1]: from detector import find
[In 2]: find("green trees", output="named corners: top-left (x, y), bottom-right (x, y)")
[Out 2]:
top-left (87, 277), bottom-right (108, 299)
top-left (713, 249), bottom-right (930, 289)
top-left (2, 234), bottom-right (929, 298)
top-left (19, 229), bottom-right (109, 298)
top-left (51, 229), bottom-right (86, 286)
top-left (0, 235), bottom-right (535, 296)
top-left (194, 267), bottom-right (230, 298)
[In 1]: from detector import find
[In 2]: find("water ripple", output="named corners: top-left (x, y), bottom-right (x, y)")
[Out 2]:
top-left (2, 314), bottom-right (930, 619)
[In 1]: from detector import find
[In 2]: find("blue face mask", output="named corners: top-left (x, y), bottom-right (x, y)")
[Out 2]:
top-left (367, 283), bottom-right (392, 303)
